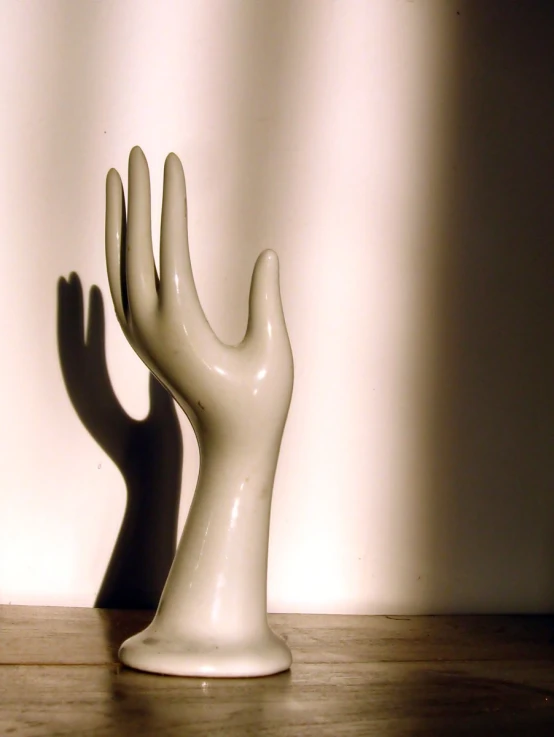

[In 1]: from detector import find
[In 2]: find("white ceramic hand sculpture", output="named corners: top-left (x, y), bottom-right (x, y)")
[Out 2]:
top-left (105, 147), bottom-right (294, 677)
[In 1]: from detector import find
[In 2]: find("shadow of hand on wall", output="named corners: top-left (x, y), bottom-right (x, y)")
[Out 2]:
top-left (57, 273), bottom-right (183, 609)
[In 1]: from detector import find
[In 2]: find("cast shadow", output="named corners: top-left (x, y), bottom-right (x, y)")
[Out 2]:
top-left (419, 2), bottom-right (554, 612)
top-left (57, 273), bottom-right (183, 609)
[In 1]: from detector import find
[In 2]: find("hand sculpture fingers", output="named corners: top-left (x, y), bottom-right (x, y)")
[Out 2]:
top-left (107, 147), bottom-right (289, 355)
top-left (159, 153), bottom-right (213, 341)
top-left (106, 158), bottom-right (164, 383)
top-left (105, 169), bottom-right (128, 331)
top-left (245, 249), bottom-right (288, 350)
top-left (126, 147), bottom-right (159, 331)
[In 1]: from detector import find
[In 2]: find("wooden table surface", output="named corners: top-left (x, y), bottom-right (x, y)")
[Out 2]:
top-left (2, 607), bottom-right (554, 735)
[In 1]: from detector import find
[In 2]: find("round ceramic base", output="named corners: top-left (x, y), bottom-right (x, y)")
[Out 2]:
top-left (119, 626), bottom-right (292, 678)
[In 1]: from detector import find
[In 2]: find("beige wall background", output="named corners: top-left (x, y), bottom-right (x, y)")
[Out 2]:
top-left (1, 0), bottom-right (553, 613)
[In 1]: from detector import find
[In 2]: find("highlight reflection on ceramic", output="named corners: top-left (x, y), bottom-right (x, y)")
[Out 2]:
top-left (105, 147), bottom-right (294, 677)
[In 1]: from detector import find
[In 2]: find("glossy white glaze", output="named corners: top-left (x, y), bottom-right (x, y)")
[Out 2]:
top-left (105, 148), bottom-right (293, 677)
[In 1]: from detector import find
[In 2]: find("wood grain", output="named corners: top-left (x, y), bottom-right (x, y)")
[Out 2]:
top-left (2, 606), bottom-right (554, 735)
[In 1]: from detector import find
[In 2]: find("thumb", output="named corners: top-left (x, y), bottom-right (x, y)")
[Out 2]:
top-left (245, 249), bottom-right (287, 343)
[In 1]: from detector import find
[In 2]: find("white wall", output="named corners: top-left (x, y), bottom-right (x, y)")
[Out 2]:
top-left (1, 0), bottom-right (553, 613)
